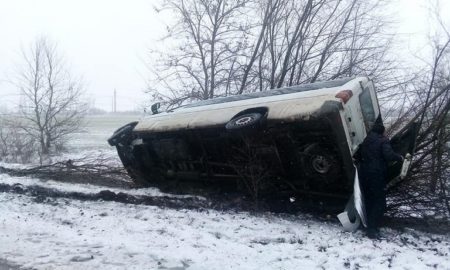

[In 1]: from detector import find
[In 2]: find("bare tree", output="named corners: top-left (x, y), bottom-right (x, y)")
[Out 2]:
top-left (386, 2), bottom-right (450, 218)
top-left (14, 37), bottom-right (87, 157)
top-left (147, 0), bottom-right (252, 108)
top-left (231, 137), bottom-right (273, 207)
top-left (148, 0), bottom-right (396, 106)
top-left (0, 118), bottom-right (37, 163)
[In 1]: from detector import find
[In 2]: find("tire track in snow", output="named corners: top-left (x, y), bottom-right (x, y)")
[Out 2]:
top-left (0, 182), bottom-right (215, 211)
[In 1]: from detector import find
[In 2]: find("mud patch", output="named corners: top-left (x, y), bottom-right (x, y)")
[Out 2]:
top-left (0, 183), bottom-right (214, 211)
top-left (0, 162), bottom-right (133, 189)
top-left (0, 259), bottom-right (26, 270)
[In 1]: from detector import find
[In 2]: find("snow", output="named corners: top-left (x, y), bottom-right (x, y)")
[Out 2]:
top-left (1, 114), bottom-right (449, 270)
top-left (0, 175), bottom-right (449, 270)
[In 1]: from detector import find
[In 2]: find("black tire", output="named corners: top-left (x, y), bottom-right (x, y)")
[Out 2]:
top-left (301, 143), bottom-right (341, 183)
top-left (107, 121), bottom-right (138, 146)
top-left (225, 113), bottom-right (263, 130)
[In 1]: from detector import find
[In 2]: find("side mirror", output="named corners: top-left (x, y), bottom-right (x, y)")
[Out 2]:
top-left (151, 102), bottom-right (161, 115)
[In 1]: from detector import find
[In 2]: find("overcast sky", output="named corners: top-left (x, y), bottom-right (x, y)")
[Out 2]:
top-left (0, 0), bottom-right (447, 112)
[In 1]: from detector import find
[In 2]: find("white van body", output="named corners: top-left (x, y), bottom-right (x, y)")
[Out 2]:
top-left (135, 77), bottom-right (379, 155)
top-left (109, 77), bottom-right (415, 199)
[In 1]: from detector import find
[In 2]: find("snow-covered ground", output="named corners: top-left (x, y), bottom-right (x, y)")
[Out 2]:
top-left (1, 174), bottom-right (449, 270)
top-left (0, 114), bottom-right (449, 269)
top-left (0, 176), bottom-right (449, 270)
top-left (69, 113), bottom-right (142, 152)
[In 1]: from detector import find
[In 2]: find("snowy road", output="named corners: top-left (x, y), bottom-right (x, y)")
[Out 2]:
top-left (0, 174), bottom-right (449, 270)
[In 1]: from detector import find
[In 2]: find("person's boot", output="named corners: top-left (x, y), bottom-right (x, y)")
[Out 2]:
top-left (366, 228), bottom-right (380, 239)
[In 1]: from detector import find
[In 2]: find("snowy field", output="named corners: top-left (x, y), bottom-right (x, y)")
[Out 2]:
top-left (0, 114), bottom-right (449, 270)
top-left (68, 113), bottom-right (142, 152)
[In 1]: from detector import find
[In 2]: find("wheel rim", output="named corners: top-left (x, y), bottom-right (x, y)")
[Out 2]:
top-left (311, 155), bottom-right (331, 174)
top-left (235, 116), bottom-right (254, 126)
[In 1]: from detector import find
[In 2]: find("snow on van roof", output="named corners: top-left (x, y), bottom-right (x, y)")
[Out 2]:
top-left (184, 77), bottom-right (354, 108)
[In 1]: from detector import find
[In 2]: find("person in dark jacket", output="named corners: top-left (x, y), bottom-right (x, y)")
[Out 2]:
top-left (358, 123), bottom-right (403, 238)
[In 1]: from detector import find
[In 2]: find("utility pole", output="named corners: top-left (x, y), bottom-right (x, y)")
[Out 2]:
top-left (113, 89), bottom-right (117, 113)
